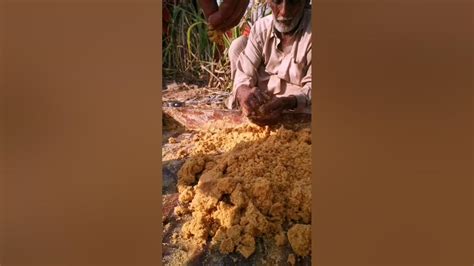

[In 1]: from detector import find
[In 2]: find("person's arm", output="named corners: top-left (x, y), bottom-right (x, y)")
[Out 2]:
top-left (197, 0), bottom-right (218, 18)
top-left (198, 0), bottom-right (249, 31)
top-left (232, 21), bottom-right (267, 115)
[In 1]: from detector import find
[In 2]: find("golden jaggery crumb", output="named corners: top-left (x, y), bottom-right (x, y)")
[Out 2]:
top-left (177, 157), bottom-right (206, 185)
top-left (287, 253), bottom-right (296, 265)
top-left (212, 202), bottom-right (240, 228)
top-left (275, 232), bottom-right (286, 246)
top-left (230, 183), bottom-right (247, 208)
top-left (177, 148), bottom-right (187, 158)
top-left (171, 233), bottom-right (179, 244)
top-left (168, 137), bottom-right (177, 144)
top-left (287, 224), bottom-right (311, 256)
top-left (240, 202), bottom-right (271, 236)
top-left (219, 238), bottom-right (235, 254)
top-left (227, 225), bottom-right (242, 241)
top-left (174, 205), bottom-right (190, 216)
top-left (237, 233), bottom-right (256, 259)
top-left (178, 186), bottom-right (194, 204)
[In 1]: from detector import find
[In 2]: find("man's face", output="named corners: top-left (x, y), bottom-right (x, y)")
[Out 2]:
top-left (268, 0), bottom-right (306, 33)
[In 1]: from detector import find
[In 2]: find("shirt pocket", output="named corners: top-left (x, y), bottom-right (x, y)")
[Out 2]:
top-left (289, 58), bottom-right (307, 85)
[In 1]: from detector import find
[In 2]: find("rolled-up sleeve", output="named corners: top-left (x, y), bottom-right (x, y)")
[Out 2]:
top-left (227, 22), bottom-right (265, 109)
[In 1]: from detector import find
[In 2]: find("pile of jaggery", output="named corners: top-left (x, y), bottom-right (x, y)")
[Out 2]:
top-left (173, 124), bottom-right (311, 261)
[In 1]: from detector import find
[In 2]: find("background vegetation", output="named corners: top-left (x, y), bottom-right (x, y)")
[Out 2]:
top-left (163, 1), bottom-right (240, 91)
top-left (163, 1), bottom-right (269, 91)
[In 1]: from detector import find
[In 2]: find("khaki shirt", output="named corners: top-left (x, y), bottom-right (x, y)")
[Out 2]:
top-left (227, 9), bottom-right (312, 113)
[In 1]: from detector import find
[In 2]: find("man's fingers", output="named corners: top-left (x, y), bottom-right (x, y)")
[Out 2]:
top-left (243, 106), bottom-right (257, 117)
top-left (241, 98), bottom-right (256, 115)
top-left (252, 93), bottom-right (265, 107)
top-left (241, 100), bottom-right (252, 117)
top-left (260, 103), bottom-right (273, 114)
top-left (262, 113), bottom-right (279, 124)
top-left (242, 106), bottom-right (250, 117)
top-left (261, 91), bottom-right (272, 101)
top-left (250, 88), bottom-right (271, 108)
top-left (261, 98), bottom-right (283, 114)
top-left (247, 97), bottom-right (260, 111)
top-left (249, 111), bottom-right (280, 125)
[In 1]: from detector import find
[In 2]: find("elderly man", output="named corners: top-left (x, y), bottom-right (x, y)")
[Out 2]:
top-left (227, 0), bottom-right (312, 125)
top-left (222, 1), bottom-right (311, 127)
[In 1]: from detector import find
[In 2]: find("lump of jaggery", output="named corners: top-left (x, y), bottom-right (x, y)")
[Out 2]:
top-left (177, 156), bottom-right (206, 191)
top-left (275, 232), bottom-right (286, 246)
top-left (287, 224), bottom-right (311, 256)
top-left (287, 253), bottom-right (296, 265)
top-left (230, 183), bottom-right (247, 208)
top-left (240, 202), bottom-right (272, 236)
top-left (219, 238), bottom-right (235, 254)
top-left (236, 233), bottom-right (256, 259)
top-left (178, 186), bottom-right (194, 204)
top-left (212, 202), bottom-right (240, 228)
top-left (181, 211), bottom-right (211, 248)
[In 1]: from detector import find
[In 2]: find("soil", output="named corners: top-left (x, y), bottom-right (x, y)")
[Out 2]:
top-left (163, 82), bottom-right (230, 109)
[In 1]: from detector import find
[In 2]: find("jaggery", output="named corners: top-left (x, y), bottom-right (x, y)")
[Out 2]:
top-left (287, 224), bottom-right (311, 256)
top-left (174, 125), bottom-right (311, 259)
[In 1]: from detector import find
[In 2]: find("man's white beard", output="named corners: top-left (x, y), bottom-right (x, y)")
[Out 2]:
top-left (273, 9), bottom-right (304, 33)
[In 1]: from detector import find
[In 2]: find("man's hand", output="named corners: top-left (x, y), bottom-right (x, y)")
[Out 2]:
top-left (198, 0), bottom-right (249, 32)
top-left (260, 96), bottom-right (297, 113)
top-left (236, 85), bottom-right (270, 117)
top-left (249, 96), bottom-right (297, 125)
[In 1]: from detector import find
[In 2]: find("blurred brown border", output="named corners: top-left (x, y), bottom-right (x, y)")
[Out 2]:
top-left (1, 0), bottom-right (472, 265)
top-left (312, 0), bottom-right (473, 265)
top-left (1, 0), bottom-right (6, 264)
top-left (3, 1), bottom-right (162, 265)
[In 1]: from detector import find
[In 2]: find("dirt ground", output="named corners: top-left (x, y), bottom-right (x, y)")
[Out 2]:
top-left (163, 81), bottom-right (230, 109)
